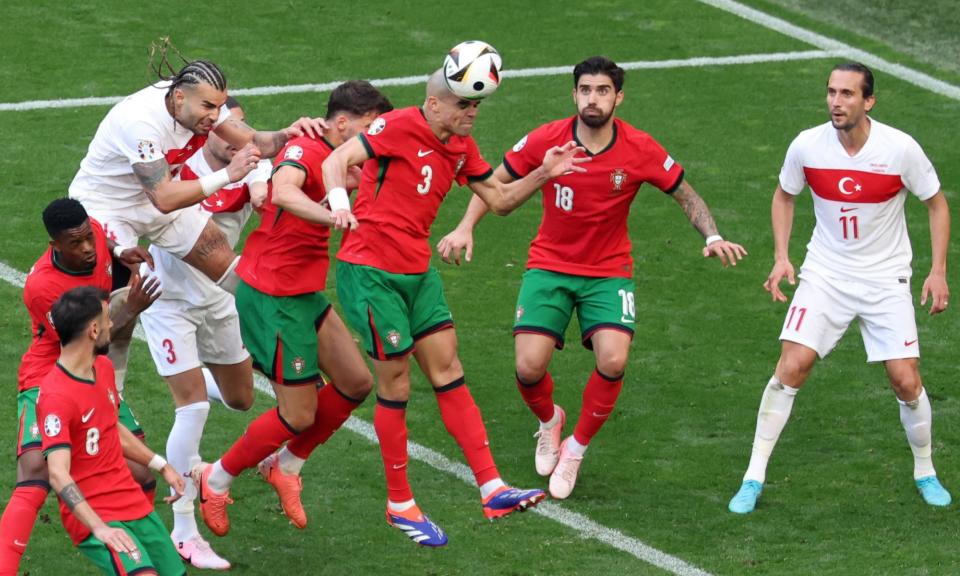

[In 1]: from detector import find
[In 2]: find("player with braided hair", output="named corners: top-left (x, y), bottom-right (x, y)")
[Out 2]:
top-left (69, 38), bottom-right (325, 296)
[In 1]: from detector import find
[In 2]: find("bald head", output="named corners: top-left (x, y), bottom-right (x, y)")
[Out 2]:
top-left (425, 68), bottom-right (452, 101)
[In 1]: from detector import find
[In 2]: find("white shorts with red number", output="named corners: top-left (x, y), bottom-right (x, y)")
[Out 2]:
top-left (140, 291), bottom-right (249, 377)
top-left (779, 270), bottom-right (919, 362)
top-left (73, 193), bottom-right (209, 259)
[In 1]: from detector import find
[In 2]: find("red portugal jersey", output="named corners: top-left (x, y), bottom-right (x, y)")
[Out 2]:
top-left (38, 356), bottom-right (152, 545)
top-left (504, 117), bottom-right (684, 278)
top-left (18, 219), bottom-right (113, 391)
top-left (237, 136), bottom-right (336, 296)
top-left (337, 107), bottom-right (493, 274)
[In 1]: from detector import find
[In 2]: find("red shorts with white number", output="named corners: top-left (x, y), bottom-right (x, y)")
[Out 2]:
top-left (140, 291), bottom-right (249, 377)
top-left (780, 269), bottom-right (919, 362)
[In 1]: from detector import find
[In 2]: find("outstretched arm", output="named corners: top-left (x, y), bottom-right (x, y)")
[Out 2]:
top-left (921, 191), bottom-right (950, 315)
top-left (215, 115), bottom-right (327, 158)
top-left (320, 137), bottom-right (372, 230)
top-left (271, 166), bottom-right (345, 228)
top-left (763, 185), bottom-right (796, 302)
top-left (437, 166), bottom-right (511, 265)
top-left (671, 179), bottom-right (747, 267)
top-left (468, 141), bottom-right (588, 215)
top-left (132, 144), bottom-right (261, 214)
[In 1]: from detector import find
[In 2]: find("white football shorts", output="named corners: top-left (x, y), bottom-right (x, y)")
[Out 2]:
top-left (779, 270), bottom-right (919, 362)
top-left (140, 291), bottom-right (249, 377)
top-left (75, 195), bottom-right (209, 259)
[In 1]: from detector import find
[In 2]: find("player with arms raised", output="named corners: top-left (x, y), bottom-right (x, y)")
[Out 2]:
top-left (728, 62), bottom-right (951, 513)
top-left (321, 68), bottom-right (587, 546)
top-left (39, 286), bottom-right (185, 575)
top-left (439, 56), bottom-right (746, 499)
top-left (192, 81), bottom-right (392, 540)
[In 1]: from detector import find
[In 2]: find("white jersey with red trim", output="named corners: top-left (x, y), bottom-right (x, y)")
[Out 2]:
top-left (146, 154), bottom-right (270, 306)
top-left (779, 119), bottom-right (940, 283)
top-left (69, 81), bottom-right (231, 207)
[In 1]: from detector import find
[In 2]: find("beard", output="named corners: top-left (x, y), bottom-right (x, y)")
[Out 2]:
top-left (579, 106), bottom-right (613, 128)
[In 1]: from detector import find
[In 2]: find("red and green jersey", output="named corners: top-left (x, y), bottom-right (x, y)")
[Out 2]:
top-left (38, 356), bottom-right (152, 545)
top-left (18, 219), bottom-right (113, 392)
top-left (237, 136), bottom-right (336, 296)
top-left (504, 117), bottom-right (684, 278)
top-left (337, 107), bottom-right (493, 274)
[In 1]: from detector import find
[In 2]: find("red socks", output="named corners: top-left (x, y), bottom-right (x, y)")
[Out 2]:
top-left (0, 483), bottom-right (48, 574)
top-left (287, 383), bottom-right (363, 460)
top-left (435, 379), bottom-right (499, 486)
top-left (516, 372), bottom-right (556, 423)
top-left (573, 369), bottom-right (623, 446)
top-left (221, 408), bottom-right (298, 476)
top-left (374, 398), bottom-right (413, 503)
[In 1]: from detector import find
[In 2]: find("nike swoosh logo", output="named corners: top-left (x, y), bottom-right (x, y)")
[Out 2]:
top-left (392, 463), bottom-right (407, 470)
top-left (81, 408), bottom-right (95, 423)
top-left (592, 412), bottom-right (610, 418)
top-left (840, 207), bottom-right (858, 213)
top-left (904, 339), bottom-right (918, 346)
top-left (13, 539), bottom-right (26, 548)
top-left (417, 149), bottom-right (433, 157)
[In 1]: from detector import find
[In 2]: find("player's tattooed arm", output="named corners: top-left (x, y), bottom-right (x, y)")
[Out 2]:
top-left (671, 180), bottom-right (719, 238)
top-left (217, 115), bottom-right (289, 157)
top-left (58, 482), bottom-right (85, 511)
top-left (133, 158), bottom-right (208, 214)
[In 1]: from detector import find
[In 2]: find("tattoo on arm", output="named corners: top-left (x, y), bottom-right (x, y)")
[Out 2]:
top-left (253, 130), bottom-right (288, 157)
top-left (59, 483), bottom-right (85, 511)
top-left (132, 159), bottom-right (171, 206)
top-left (673, 183), bottom-right (719, 238)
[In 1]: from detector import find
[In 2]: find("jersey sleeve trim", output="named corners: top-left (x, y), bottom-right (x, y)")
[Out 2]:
top-left (273, 160), bottom-right (308, 177)
top-left (664, 169), bottom-right (685, 194)
top-left (502, 157), bottom-right (523, 180)
top-left (358, 133), bottom-right (376, 160)
top-left (467, 168), bottom-right (494, 183)
top-left (42, 443), bottom-right (71, 457)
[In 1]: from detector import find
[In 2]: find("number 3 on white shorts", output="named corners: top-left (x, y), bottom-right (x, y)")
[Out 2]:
top-left (618, 288), bottom-right (636, 323)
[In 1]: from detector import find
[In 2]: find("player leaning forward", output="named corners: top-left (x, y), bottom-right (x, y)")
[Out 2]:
top-left (728, 62), bottom-right (952, 514)
top-left (68, 57), bottom-right (323, 293)
top-left (439, 56), bottom-right (746, 499)
top-left (321, 68), bottom-right (587, 546)
top-left (39, 286), bottom-right (185, 575)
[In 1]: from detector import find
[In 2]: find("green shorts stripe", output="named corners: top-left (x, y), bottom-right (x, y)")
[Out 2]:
top-left (236, 279), bottom-right (330, 385)
top-left (513, 269), bottom-right (636, 351)
top-left (337, 261), bottom-right (454, 360)
top-left (16, 388), bottom-right (42, 457)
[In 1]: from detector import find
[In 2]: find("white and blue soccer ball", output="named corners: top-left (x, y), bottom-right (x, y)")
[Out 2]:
top-left (442, 40), bottom-right (502, 100)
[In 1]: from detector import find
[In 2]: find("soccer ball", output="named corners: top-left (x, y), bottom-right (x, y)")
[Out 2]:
top-left (442, 40), bottom-right (502, 100)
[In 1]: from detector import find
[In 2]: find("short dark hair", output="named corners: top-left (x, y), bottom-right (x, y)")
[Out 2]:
top-left (225, 95), bottom-right (242, 110)
top-left (326, 81), bottom-right (393, 120)
top-left (50, 286), bottom-right (109, 346)
top-left (574, 56), bottom-right (625, 91)
top-left (42, 198), bottom-right (89, 240)
top-left (831, 61), bottom-right (875, 98)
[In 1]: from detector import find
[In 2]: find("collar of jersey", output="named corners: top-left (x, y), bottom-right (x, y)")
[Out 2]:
top-left (51, 251), bottom-right (95, 277)
top-left (571, 117), bottom-right (618, 157)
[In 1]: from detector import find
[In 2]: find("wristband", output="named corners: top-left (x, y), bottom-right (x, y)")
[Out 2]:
top-left (199, 168), bottom-right (231, 197)
top-left (705, 234), bottom-right (723, 246)
top-left (148, 454), bottom-right (167, 471)
top-left (112, 245), bottom-right (126, 259)
top-left (327, 187), bottom-right (350, 212)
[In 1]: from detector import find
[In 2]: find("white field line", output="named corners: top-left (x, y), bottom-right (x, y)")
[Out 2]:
top-left (0, 50), bottom-right (832, 112)
top-left (698, 0), bottom-right (960, 101)
top-left (0, 258), bottom-right (712, 576)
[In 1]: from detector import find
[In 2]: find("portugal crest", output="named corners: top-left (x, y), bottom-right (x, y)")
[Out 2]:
top-left (292, 357), bottom-right (306, 375)
top-left (387, 330), bottom-right (401, 348)
top-left (454, 154), bottom-right (467, 175)
top-left (610, 168), bottom-right (628, 192)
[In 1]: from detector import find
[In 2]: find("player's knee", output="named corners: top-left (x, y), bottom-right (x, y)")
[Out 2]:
top-left (18, 451), bottom-right (49, 482)
top-left (223, 390), bottom-right (254, 412)
top-left (280, 405), bottom-right (316, 432)
top-left (776, 354), bottom-right (812, 385)
top-left (515, 355), bottom-right (549, 384)
top-left (340, 371), bottom-right (373, 400)
top-left (891, 373), bottom-right (922, 401)
top-left (595, 350), bottom-right (628, 379)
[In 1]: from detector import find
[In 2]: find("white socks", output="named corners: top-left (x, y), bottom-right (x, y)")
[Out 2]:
top-left (388, 499), bottom-right (416, 513)
top-left (479, 478), bottom-right (506, 500)
top-left (744, 376), bottom-right (798, 484)
top-left (167, 401), bottom-right (209, 542)
top-left (899, 388), bottom-right (936, 479)
top-left (208, 461), bottom-right (235, 493)
top-left (539, 408), bottom-right (561, 429)
top-left (565, 436), bottom-right (588, 457)
top-left (277, 447), bottom-right (306, 475)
